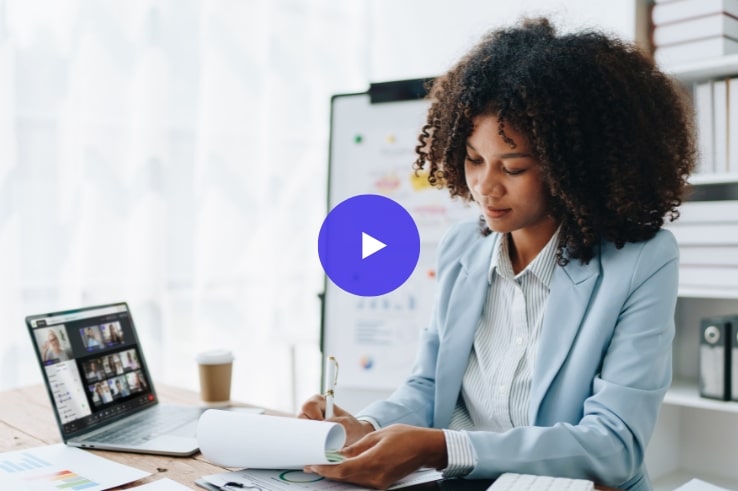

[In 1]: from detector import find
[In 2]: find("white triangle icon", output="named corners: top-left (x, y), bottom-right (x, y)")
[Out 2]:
top-left (362, 232), bottom-right (387, 259)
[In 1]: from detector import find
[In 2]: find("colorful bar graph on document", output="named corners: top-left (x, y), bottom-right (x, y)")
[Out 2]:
top-left (29, 469), bottom-right (99, 490)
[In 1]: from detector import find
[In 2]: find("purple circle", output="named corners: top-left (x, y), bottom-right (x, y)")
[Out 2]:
top-left (318, 194), bottom-right (420, 297)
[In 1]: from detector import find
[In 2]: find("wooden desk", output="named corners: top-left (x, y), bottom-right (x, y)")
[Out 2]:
top-left (0, 384), bottom-right (234, 489)
top-left (0, 385), bottom-right (620, 491)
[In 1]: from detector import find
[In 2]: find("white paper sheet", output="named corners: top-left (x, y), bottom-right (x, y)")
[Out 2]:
top-left (0, 443), bottom-right (149, 490)
top-left (201, 467), bottom-right (445, 491)
top-left (674, 478), bottom-right (732, 491)
top-left (197, 409), bottom-right (346, 469)
top-left (130, 478), bottom-right (193, 490)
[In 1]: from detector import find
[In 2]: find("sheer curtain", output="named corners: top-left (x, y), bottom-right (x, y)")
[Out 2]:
top-left (0, 0), bottom-right (369, 412)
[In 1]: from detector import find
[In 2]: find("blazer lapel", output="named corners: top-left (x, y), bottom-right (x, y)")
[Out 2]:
top-left (434, 233), bottom-right (497, 428)
top-left (528, 250), bottom-right (601, 423)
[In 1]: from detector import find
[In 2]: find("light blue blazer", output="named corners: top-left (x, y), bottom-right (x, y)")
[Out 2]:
top-left (358, 220), bottom-right (678, 491)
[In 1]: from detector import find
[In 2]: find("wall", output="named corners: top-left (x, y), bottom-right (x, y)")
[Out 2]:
top-left (368, 0), bottom-right (647, 82)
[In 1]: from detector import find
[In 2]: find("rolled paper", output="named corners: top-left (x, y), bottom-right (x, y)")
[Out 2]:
top-left (197, 410), bottom-right (346, 469)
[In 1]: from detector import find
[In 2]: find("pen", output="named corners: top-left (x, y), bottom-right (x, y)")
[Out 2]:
top-left (221, 482), bottom-right (261, 491)
top-left (324, 355), bottom-right (338, 419)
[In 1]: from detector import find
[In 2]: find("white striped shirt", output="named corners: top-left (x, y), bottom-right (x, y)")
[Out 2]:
top-left (442, 228), bottom-right (560, 477)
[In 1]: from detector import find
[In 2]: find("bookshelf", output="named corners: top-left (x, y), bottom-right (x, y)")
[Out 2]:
top-left (647, 296), bottom-right (738, 491)
top-left (663, 53), bottom-right (738, 84)
top-left (646, 28), bottom-right (738, 490)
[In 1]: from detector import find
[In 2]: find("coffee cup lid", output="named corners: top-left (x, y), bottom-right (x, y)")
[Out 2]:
top-left (196, 349), bottom-right (234, 365)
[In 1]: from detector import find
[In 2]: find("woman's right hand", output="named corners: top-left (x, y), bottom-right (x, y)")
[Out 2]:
top-left (298, 394), bottom-right (374, 446)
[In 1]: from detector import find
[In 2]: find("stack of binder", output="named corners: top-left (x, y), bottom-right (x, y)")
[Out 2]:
top-left (692, 76), bottom-right (738, 174)
top-left (653, 0), bottom-right (738, 67)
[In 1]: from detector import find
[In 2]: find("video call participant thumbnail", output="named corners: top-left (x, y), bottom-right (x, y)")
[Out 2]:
top-left (35, 327), bottom-right (73, 364)
top-left (80, 325), bottom-right (103, 351)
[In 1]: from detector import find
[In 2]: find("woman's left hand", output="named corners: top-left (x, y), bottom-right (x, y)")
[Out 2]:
top-left (305, 424), bottom-right (447, 489)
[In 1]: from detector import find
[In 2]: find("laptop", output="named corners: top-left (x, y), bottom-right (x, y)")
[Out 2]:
top-left (27, 302), bottom-right (203, 456)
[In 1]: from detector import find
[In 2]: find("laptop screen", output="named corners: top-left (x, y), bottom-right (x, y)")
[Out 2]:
top-left (27, 302), bottom-right (158, 438)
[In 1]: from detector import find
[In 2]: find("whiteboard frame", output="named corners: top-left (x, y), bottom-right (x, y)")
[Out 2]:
top-left (320, 79), bottom-right (477, 412)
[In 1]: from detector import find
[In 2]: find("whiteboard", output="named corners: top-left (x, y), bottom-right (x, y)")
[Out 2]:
top-left (322, 80), bottom-right (476, 412)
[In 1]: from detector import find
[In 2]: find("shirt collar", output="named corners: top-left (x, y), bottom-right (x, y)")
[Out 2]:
top-left (488, 226), bottom-right (561, 286)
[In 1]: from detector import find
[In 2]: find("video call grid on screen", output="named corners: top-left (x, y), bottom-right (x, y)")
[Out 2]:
top-left (28, 304), bottom-right (155, 436)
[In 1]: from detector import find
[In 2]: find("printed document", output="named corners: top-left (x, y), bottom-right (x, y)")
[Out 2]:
top-left (0, 443), bottom-right (149, 490)
top-left (197, 410), bottom-right (346, 469)
top-left (199, 467), bottom-right (444, 491)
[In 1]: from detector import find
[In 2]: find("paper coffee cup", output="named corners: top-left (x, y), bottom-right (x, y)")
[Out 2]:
top-left (196, 349), bottom-right (234, 407)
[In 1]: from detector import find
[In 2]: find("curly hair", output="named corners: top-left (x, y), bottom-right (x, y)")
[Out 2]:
top-left (414, 18), bottom-right (696, 265)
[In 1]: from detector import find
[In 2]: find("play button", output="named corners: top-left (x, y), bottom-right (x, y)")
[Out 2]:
top-left (318, 194), bottom-right (420, 297)
top-left (362, 232), bottom-right (386, 259)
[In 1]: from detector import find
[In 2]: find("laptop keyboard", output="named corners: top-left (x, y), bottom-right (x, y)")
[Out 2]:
top-left (89, 406), bottom-right (202, 445)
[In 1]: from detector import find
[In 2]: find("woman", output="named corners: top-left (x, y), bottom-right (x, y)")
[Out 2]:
top-left (300, 17), bottom-right (695, 491)
top-left (41, 328), bottom-right (72, 363)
